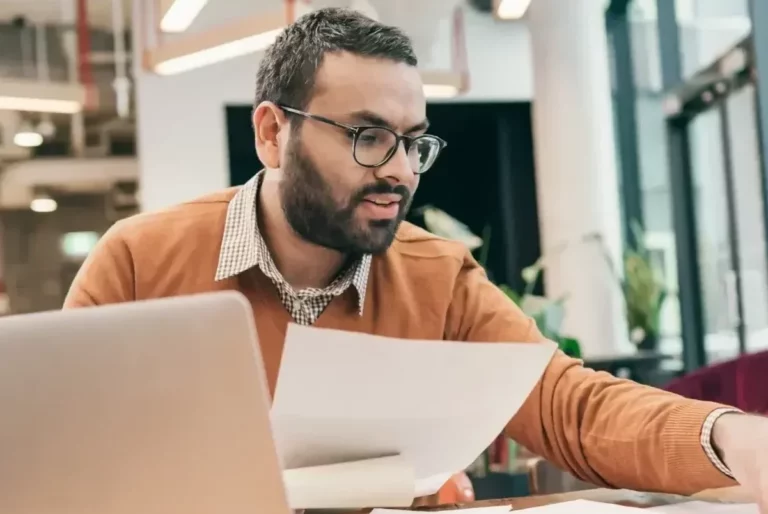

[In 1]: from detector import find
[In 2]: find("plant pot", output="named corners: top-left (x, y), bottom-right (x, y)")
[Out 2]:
top-left (637, 332), bottom-right (659, 352)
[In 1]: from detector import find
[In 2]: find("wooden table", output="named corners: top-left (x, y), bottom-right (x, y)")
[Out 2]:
top-left (414, 486), bottom-right (750, 510)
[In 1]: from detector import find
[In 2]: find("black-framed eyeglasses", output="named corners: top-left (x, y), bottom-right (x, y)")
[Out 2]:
top-left (279, 105), bottom-right (447, 175)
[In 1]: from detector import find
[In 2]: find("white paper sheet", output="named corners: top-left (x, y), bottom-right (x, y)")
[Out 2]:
top-left (649, 501), bottom-right (760, 514)
top-left (370, 507), bottom-right (512, 514)
top-left (514, 500), bottom-right (645, 513)
top-left (283, 455), bottom-right (414, 510)
top-left (271, 323), bottom-right (557, 507)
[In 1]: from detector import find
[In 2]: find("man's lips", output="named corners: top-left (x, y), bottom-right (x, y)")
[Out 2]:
top-left (359, 193), bottom-right (402, 219)
top-left (362, 193), bottom-right (402, 206)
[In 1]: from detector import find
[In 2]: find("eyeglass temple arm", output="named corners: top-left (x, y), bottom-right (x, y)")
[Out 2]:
top-left (279, 105), bottom-right (357, 134)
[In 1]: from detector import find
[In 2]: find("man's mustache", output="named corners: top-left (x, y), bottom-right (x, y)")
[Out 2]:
top-left (351, 182), bottom-right (411, 206)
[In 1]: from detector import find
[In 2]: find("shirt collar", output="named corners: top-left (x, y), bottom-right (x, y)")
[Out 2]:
top-left (215, 172), bottom-right (371, 314)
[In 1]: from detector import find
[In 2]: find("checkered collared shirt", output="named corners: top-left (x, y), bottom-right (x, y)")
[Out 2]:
top-left (215, 172), bottom-right (371, 325)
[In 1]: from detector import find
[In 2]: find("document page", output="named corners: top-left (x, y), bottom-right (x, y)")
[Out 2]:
top-left (649, 502), bottom-right (760, 513)
top-left (283, 455), bottom-right (414, 510)
top-left (271, 323), bottom-right (557, 508)
top-left (370, 507), bottom-right (511, 514)
top-left (512, 500), bottom-right (645, 513)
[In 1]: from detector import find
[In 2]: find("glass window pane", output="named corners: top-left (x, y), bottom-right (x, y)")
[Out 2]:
top-left (635, 95), bottom-right (682, 360)
top-left (629, 7), bottom-right (683, 363)
top-left (676, 0), bottom-right (751, 79)
top-left (689, 107), bottom-right (740, 363)
top-left (725, 85), bottom-right (768, 355)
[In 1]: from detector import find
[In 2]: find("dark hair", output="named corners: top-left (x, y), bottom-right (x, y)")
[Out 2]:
top-left (254, 7), bottom-right (418, 110)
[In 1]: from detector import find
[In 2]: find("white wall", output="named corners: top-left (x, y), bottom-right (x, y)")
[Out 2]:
top-left (134, 1), bottom-right (533, 211)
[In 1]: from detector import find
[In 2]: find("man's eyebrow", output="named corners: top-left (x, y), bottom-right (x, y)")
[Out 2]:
top-left (406, 119), bottom-right (430, 134)
top-left (347, 110), bottom-right (430, 134)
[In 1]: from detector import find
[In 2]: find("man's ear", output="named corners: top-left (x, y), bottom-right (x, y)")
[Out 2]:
top-left (253, 102), bottom-right (287, 169)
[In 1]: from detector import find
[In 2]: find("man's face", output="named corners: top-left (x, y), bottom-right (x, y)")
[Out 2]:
top-left (278, 52), bottom-right (427, 255)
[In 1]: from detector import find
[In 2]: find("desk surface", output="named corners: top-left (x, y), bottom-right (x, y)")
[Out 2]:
top-left (415, 486), bottom-right (750, 510)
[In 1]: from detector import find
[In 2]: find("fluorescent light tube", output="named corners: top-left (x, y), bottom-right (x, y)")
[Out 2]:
top-left (147, 10), bottom-right (465, 99)
top-left (147, 12), bottom-right (287, 76)
top-left (420, 70), bottom-right (463, 99)
top-left (0, 79), bottom-right (86, 114)
top-left (423, 84), bottom-right (460, 99)
top-left (154, 29), bottom-right (283, 75)
top-left (160, 0), bottom-right (209, 32)
top-left (495, 0), bottom-right (532, 20)
top-left (0, 97), bottom-right (82, 114)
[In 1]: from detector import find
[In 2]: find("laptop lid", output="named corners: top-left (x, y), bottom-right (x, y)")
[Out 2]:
top-left (0, 291), bottom-right (290, 514)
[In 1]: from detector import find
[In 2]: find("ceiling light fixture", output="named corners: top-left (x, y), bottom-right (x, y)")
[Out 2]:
top-left (421, 71), bottom-right (463, 99)
top-left (0, 79), bottom-right (86, 114)
top-left (30, 195), bottom-right (58, 213)
top-left (146, 12), bottom-right (287, 75)
top-left (159, 0), bottom-right (210, 32)
top-left (146, 3), bottom-right (468, 98)
top-left (14, 131), bottom-right (43, 148)
top-left (13, 122), bottom-right (43, 148)
top-left (419, 7), bottom-right (469, 99)
top-left (494, 0), bottom-right (533, 20)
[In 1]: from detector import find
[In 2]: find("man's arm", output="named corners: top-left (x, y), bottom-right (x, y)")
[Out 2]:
top-left (63, 223), bottom-right (136, 308)
top-left (445, 252), bottom-right (737, 495)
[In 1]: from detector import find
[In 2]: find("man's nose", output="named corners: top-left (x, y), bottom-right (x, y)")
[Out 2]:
top-left (374, 143), bottom-right (414, 185)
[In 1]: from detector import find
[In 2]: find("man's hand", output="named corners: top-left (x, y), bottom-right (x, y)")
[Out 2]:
top-left (712, 413), bottom-right (768, 512)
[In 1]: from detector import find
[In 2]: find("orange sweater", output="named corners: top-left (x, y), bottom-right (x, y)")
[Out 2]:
top-left (64, 188), bottom-right (736, 495)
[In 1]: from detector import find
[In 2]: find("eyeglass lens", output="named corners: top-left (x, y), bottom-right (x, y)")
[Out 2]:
top-left (353, 127), bottom-right (441, 173)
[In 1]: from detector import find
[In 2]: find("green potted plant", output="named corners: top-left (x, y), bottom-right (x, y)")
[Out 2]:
top-left (613, 223), bottom-right (667, 351)
top-left (414, 205), bottom-right (583, 358)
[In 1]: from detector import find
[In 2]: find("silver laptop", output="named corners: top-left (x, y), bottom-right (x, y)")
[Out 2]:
top-left (0, 291), bottom-right (291, 514)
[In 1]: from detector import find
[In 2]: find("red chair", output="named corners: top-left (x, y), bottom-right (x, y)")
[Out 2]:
top-left (435, 472), bottom-right (475, 504)
top-left (412, 472), bottom-right (474, 507)
top-left (664, 350), bottom-right (768, 414)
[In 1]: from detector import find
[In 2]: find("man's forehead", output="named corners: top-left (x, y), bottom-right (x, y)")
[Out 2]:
top-left (309, 52), bottom-right (426, 129)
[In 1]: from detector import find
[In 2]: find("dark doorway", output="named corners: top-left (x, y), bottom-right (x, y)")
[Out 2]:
top-left (224, 102), bottom-right (540, 291)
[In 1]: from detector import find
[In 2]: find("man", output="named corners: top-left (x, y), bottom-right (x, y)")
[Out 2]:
top-left (65, 7), bottom-right (767, 509)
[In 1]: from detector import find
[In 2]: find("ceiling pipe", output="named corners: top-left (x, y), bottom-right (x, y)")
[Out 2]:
top-left (452, 6), bottom-right (470, 93)
top-left (285, 0), bottom-right (295, 24)
top-left (62, 0), bottom-right (86, 156)
top-left (76, 0), bottom-right (93, 93)
top-left (18, 20), bottom-right (35, 79)
top-left (35, 24), bottom-right (56, 137)
top-left (35, 23), bottom-right (50, 83)
top-left (112, 0), bottom-right (131, 118)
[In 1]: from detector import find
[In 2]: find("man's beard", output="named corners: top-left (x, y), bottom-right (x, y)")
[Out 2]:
top-left (278, 137), bottom-right (412, 255)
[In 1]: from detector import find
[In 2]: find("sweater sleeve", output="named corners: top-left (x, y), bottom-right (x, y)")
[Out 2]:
top-left (445, 252), bottom-right (737, 495)
top-left (63, 222), bottom-right (136, 308)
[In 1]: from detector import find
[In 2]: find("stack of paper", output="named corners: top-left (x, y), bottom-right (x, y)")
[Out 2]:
top-left (649, 502), bottom-right (760, 513)
top-left (271, 324), bottom-right (557, 510)
top-left (495, 500), bottom-right (761, 514)
top-left (510, 500), bottom-right (644, 513)
top-left (371, 507), bottom-right (512, 514)
top-left (369, 500), bottom-right (760, 514)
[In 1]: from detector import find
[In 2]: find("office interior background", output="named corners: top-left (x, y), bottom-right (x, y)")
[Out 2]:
top-left (1, 0), bottom-right (767, 498)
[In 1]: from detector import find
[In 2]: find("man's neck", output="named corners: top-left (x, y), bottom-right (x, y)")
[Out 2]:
top-left (258, 173), bottom-right (348, 290)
